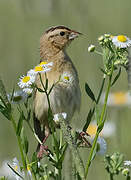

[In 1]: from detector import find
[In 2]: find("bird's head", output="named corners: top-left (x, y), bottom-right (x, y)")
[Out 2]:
top-left (40, 26), bottom-right (82, 58)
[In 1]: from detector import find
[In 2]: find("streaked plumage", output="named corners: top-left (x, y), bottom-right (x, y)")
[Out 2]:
top-left (33, 26), bottom-right (81, 154)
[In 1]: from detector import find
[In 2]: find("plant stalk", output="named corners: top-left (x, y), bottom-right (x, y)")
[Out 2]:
top-left (10, 114), bottom-right (26, 171)
top-left (85, 72), bottom-right (112, 178)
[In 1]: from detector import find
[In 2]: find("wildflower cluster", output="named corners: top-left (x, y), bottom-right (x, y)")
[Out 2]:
top-left (84, 33), bottom-right (131, 179)
top-left (89, 34), bottom-right (131, 76)
top-left (104, 152), bottom-right (131, 179)
top-left (18, 61), bottom-right (53, 94)
top-left (0, 32), bottom-right (131, 180)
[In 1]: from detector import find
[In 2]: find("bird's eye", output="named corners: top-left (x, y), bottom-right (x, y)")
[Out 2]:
top-left (60, 31), bottom-right (65, 36)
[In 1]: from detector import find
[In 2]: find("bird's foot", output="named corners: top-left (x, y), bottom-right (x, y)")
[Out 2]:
top-left (77, 131), bottom-right (92, 148)
top-left (37, 145), bottom-right (49, 159)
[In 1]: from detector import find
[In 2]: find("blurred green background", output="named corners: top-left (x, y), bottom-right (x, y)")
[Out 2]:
top-left (0, 0), bottom-right (131, 179)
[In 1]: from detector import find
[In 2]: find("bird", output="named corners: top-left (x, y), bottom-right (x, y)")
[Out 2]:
top-left (33, 25), bottom-right (81, 158)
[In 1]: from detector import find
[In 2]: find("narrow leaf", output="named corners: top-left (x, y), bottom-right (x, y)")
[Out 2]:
top-left (96, 77), bottom-right (105, 104)
top-left (31, 152), bottom-right (38, 174)
top-left (111, 68), bottom-right (121, 86)
top-left (0, 77), bottom-right (10, 109)
top-left (16, 112), bottom-right (24, 136)
top-left (10, 87), bottom-right (15, 102)
top-left (85, 83), bottom-right (96, 102)
top-left (100, 68), bottom-right (107, 75)
top-left (45, 78), bottom-right (48, 91)
top-left (23, 135), bottom-right (29, 154)
top-left (83, 107), bottom-right (95, 132)
top-left (0, 104), bottom-right (11, 120)
top-left (36, 87), bottom-right (45, 93)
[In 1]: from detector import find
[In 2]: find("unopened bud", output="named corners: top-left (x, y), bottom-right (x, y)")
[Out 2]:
top-left (122, 168), bottom-right (130, 176)
top-left (88, 45), bottom-right (95, 52)
top-left (98, 36), bottom-right (104, 41)
top-left (104, 34), bottom-right (110, 38)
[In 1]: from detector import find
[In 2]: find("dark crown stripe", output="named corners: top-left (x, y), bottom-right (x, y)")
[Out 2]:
top-left (45, 26), bottom-right (71, 34)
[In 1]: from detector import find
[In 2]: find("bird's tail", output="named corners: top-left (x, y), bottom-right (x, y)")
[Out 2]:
top-left (33, 113), bottom-right (45, 151)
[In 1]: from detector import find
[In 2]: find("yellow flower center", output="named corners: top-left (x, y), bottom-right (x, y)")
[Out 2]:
top-left (113, 92), bottom-right (126, 105)
top-left (64, 76), bottom-right (69, 81)
top-left (14, 165), bottom-right (18, 171)
top-left (117, 35), bottom-right (127, 42)
top-left (87, 124), bottom-right (102, 136)
top-left (22, 76), bottom-right (30, 83)
top-left (86, 124), bottom-right (97, 136)
top-left (39, 61), bottom-right (47, 66)
top-left (27, 165), bottom-right (30, 171)
top-left (35, 66), bottom-right (44, 72)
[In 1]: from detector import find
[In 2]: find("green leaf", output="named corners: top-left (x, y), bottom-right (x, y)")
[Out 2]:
top-left (59, 143), bottom-right (68, 163)
top-left (85, 83), bottom-right (96, 102)
top-left (31, 152), bottom-right (38, 174)
top-left (10, 87), bottom-right (15, 102)
top-left (111, 68), bottom-right (121, 86)
top-left (97, 112), bottom-right (107, 133)
top-left (45, 78), bottom-right (48, 91)
top-left (16, 112), bottom-right (24, 136)
top-left (100, 68), bottom-right (107, 75)
top-left (0, 104), bottom-right (11, 120)
top-left (0, 176), bottom-right (7, 180)
top-left (0, 77), bottom-right (10, 109)
top-left (23, 135), bottom-right (29, 155)
top-left (27, 109), bottom-right (31, 122)
top-left (96, 77), bottom-right (105, 104)
top-left (83, 107), bottom-right (95, 132)
top-left (36, 87), bottom-right (45, 93)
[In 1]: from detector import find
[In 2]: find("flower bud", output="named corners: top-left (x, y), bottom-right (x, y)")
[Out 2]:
top-left (122, 168), bottom-right (130, 176)
top-left (98, 36), bottom-right (104, 41)
top-left (104, 34), bottom-right (110, 38)
top-left (88, 45), bottom-right (95, 52)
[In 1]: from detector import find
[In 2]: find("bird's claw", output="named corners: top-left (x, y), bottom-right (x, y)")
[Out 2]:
top-left (37, 145), bottom-right (49, 159)
top-left (77, 131), bottom-right (92, 148)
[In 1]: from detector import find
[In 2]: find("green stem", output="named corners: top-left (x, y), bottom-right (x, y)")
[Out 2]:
top-left (26, 156), bottom-right (37, 180)
top-left (10, 114), bottom-right (26, 171)
top-left (95, 50), bottom-right (103, 56)
top-left (110, 174), bottom-right (114, 180)
top-left (85, 72), bottom-right (112, 178)
top-left (126, 175), bottom-right (131, 180)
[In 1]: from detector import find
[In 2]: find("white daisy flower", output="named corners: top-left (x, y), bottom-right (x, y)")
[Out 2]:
top-left (37, 161), bottom-right (41, 168)
top-left (86, 121), bottom-right (116, 138)
top-left (122, 168), bottom-right (130, 176)
top-left (61, 72), bottom-right (73, 83)
top-left (18, 75), bottom-right (35, 88)
top-left (112, 35), bottom-right (131, 48)
top-left (100, 91), bottom-right (131, 107)
top-left (39, 61), bottom-right (53, 67)
top-left (23, 87), bottom-right (33, 95)
top-left (96, 136), bottom-right (107, 155)
top-left (27, 164), bottom-right (32, 177)
top-left (0, 159), bottom-right (13, 177)
top-left (100, 121), bottom-right (116, 138)
top-left (34, 65), bottom-right (51, 74)
top-left (88, 45), bottom-right (95, 52)
top-left (124, 160), bottom-right (131, 167)
top-left (53, 112), bottom-right (67, 125)
top-left (7, 90), bottom-right (28, 104)
top-left (12, 157), bottom-right (25, 180)
top-left (27, 69), bottom-right (36, 77)
top-left (90, 136), bottom-right (107, 155)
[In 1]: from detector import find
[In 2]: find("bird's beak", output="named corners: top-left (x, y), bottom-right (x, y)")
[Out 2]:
top-left (69, 30), bottom-right (82, 40)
